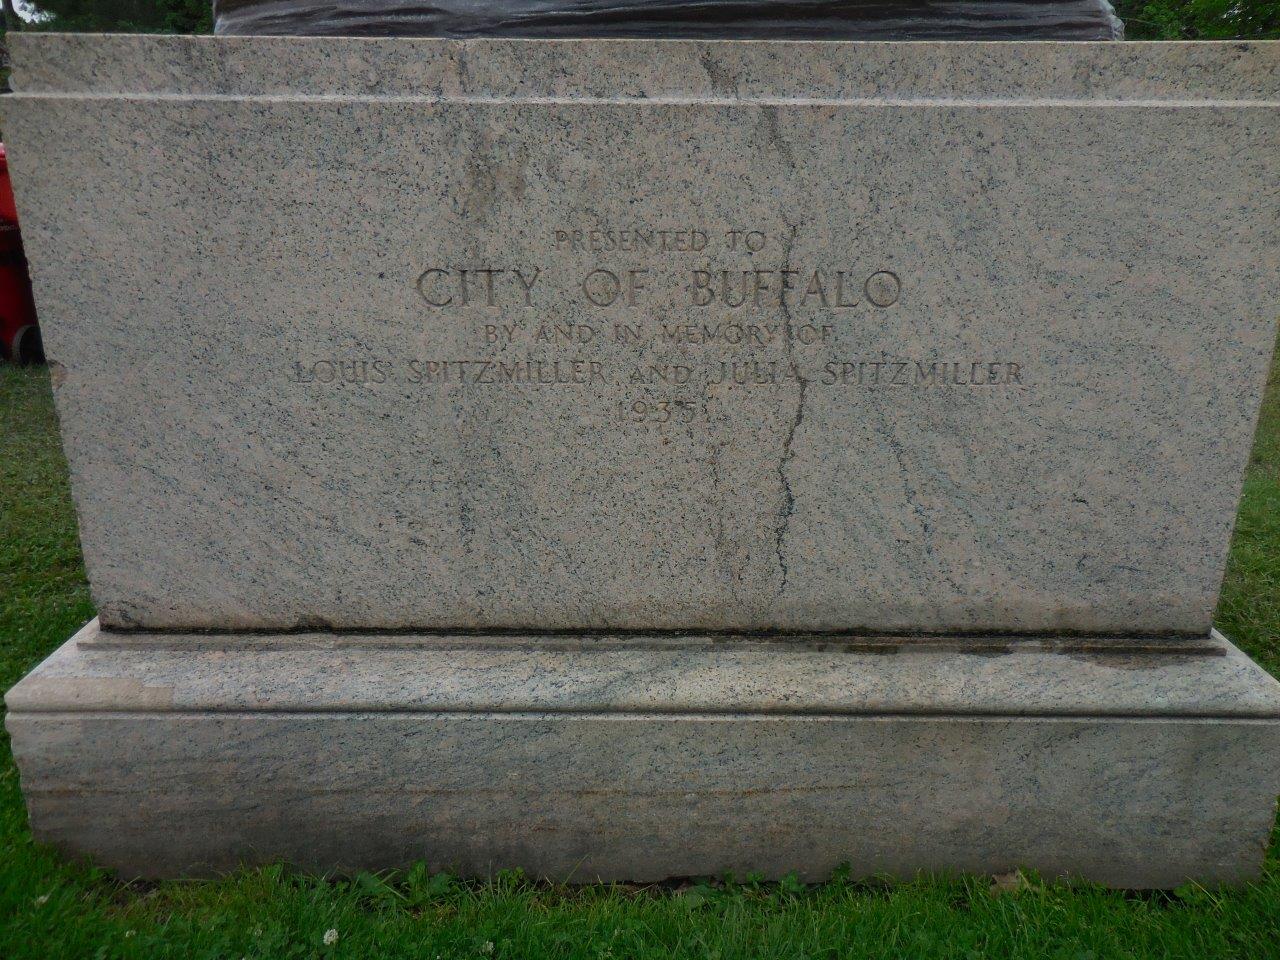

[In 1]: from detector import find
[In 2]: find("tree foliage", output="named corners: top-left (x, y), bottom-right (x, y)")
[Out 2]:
top-left (20, 0), bottom-right (211, 33)
top-left (1114, 0), bottom-right (1280, 38)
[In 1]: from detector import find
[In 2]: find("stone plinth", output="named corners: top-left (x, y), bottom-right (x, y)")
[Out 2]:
top-left (4, 36), bottom-right (1280, 885)
top-left (10, 620), bottom-right (1280, 886)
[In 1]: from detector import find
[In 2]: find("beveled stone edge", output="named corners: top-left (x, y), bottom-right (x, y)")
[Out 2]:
top-left (7, 618), bottom-right (1280, 719)
top-left (82, 630), bottom-right (1227, 655)
top-left (10, 35), bottom-right (1280, 102)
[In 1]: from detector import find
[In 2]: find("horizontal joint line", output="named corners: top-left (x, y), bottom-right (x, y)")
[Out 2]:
top-left (10, 92), bottom-right (1278, 108)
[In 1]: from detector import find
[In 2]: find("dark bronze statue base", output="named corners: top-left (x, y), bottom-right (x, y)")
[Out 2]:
top-left (213, 0), bottom-right (1123, 40)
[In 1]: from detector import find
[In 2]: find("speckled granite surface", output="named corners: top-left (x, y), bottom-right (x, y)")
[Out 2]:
top-left (6, 36), bottom-right (1280, 633)
top-left (8, 621), bottom-right (1280, 883)
top-left (12, 620), bottom-right (1280, 718)
top-left (5, 37), bottom-right (1280, 885)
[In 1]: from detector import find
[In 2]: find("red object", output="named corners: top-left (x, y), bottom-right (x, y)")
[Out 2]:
top-left (0, 143), bottom-right (42, 364)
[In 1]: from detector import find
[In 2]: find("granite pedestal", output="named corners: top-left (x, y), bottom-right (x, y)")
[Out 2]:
top-left (5, 35), bottom-right (1280, 884)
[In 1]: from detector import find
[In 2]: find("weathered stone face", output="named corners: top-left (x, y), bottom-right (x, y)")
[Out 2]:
top-left (7, 35), bottom-right (1280, 890)
top-left (7, 37), bottom-right (1279, 634)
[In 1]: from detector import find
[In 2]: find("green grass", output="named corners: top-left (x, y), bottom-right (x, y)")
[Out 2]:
top-left (2, 358), bottom-right (1280, 960)
top-left (1218, 352), bottom-right (1280, 679)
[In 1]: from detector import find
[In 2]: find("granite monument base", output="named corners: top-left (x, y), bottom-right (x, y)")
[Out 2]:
top-left (6, 36), bottom-right (1280, 888)
top-left (9, 620), bottom-right (1280, 886)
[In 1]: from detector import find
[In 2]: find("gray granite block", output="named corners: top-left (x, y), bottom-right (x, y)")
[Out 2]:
top-left (5, 37), bottom-right (1280, 886)
top-left (6, 36), bottom-right (1279, 634)
top-left (8, 621), bottom-right (1280, 885)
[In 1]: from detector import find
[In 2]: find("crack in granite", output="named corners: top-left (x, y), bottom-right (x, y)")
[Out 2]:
top-left (775, 217), bottom-right (803, 595)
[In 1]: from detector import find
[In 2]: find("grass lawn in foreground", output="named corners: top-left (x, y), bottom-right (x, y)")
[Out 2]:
top-left (2, 359), bottom-right (1280, 960)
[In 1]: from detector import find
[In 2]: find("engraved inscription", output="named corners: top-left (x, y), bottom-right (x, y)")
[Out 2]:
top-left (864, 271), bottom-right (901, 308)
top-left (291, 358), bottom-right (1025, 389)
top-left (416, 267), bottom-right (541, 307)
top-left (298, 225), bottom-right (1029, 428)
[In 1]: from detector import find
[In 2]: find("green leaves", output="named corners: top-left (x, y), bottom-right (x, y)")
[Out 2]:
top-left (20, 0), bottom-right (212, 34)
top-left (1112, 0), bottom-right (1280, 39)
